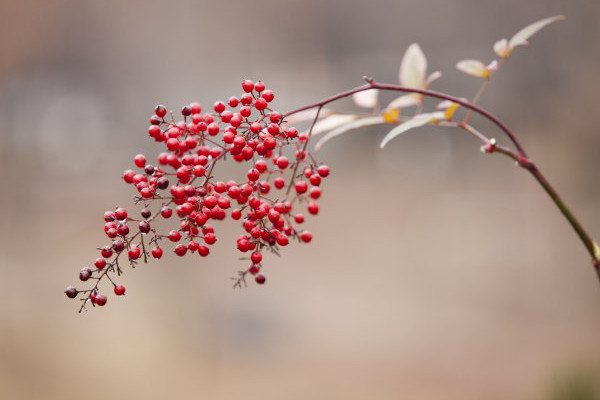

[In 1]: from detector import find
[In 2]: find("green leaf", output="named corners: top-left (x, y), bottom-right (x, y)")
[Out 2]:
top-left (380, 112), bottom-right (444, 149)
top-left (314, 116), bottom-right (384, 151)
top-left (508, 15), bottom-right (565, 50)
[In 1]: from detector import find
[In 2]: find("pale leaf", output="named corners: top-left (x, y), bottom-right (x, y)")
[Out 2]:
top-left (508, 15), bottom-right (566, 50)
top-left (386, 93), bottom-right (421, 110)
top-left (311, 114), bottom-right (358, 136)
top-left (494, 38), bottom-right (509, 58)
top-left (425, 71), bottom-right (442, 87)
top-left (352, 89), bottom-right (379, 108)
top-left (594, 240), bottom-right (600, 259)
top-left (314, 116), bottom-right (384, 151)
top-left (456, 59), bottom-right (487, 77)
top-left (380, 112), bottom-right (444, 149)
top-left (399, 43), bottom-right (427, 88)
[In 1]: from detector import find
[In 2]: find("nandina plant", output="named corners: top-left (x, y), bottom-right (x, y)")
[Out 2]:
top-left (66, 15), bottom-right (599, 311)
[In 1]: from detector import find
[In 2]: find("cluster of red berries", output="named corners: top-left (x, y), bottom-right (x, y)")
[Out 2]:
top-left (65, 80), bottom-right (330, 311)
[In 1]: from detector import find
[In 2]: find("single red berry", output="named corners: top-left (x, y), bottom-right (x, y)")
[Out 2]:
top-left (254, 81), bottom-right (266, 92)
top-left (249, 265), bottom-right (260, 275)
top-left (117, 223), bottom-right (130, 236)
top-left (204, 233), bottom-right (216, 245)
top-left (134, 154), bottom-right (146, 168)
top-left (101, 246), bottom-right (113, 258)
top-left (112, 239), bottom-right (125, 253)
top-left (174, 244), bottom-right (187, 256)
top-left (95, 258), bottom-right (106, 270)
top-left (242, 80), bottom-right (255, 92)
top-left (254, 98), bottom-right (268, 111)
top-left (317, 165), bottom-right (330, 177)
top-left (276, 157), bottom-right (289, 170)
top-left (160, 206), bottom-right (173, 219)
top-left (168, 230), bottom-right (182, 242)
top-left (309, 174), bottom-right (321, 186)
top-left (95, 294), bottom-right (107, 306)
top-left (181, 105), bottom-right (192, 116)
top-left (188, 240), bottom-right (200, 252)
top-left (251, 251), bottom-right (262, 264)
top-left (231, 209), bottom-right (242, 220)
top-left (276, 234), bottom-right (289, 246)
top-left (65, 286), bottom-right (78, 299)
top-left (123, 170), bottom-right (135, 184)
top-left (128, 245), bottom-right (141, 260)
top-left (190, 102), bottom-right (202, 114)
top-left (197, 245), bottom-right (210, 257)
top-left (295, 181), bottom-right (308, 194)
top-left (115, 208), bottom-right (128, 221)
top-left (213, 101), bottom-right (226, 114)
top-left (240, 93), bottom-right (253, 105)
top-left (274, 177), bottom-right (285, 189)
top-left (307, 202), bottom-right (319, 215)
top-left (309, 187), bottom-right (322, 199)
top-left (151, 246), bottom-right (163, 259)
top-left (155, 105), bottom-right (167, 118)
top-left (255, 274), bottom-right (266, 284)
top-left (228, 96), bottom-right (239, 107)
top-left (114, 285), bottom-right (126, 296)
top-left (261, 90), bottom-right (274, 102)
top-left (294, 213), bottom-right (305, 223)
top-left (300, 230), bottom-right (313, 243)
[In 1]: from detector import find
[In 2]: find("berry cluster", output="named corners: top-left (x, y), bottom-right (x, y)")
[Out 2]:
top-left (65, 80), bottom-right (330, 311)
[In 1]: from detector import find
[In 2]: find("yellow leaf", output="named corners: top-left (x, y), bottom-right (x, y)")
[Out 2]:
top-left (444, 102), bottom-right (459, 120)
top-left (383, 108), bottom-right (400, 123)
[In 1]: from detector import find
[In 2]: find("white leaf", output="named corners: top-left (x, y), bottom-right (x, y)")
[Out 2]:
top-left (508, 15), bottom-right (565, 50)
top-left (386, 93), bottom-right (421, 110)
top-left (352, 89), bottom-right (379, 108)
top-left (493, 38), bottom-right (509, 58)
top-left (314, 116), bottom-right (384, 151)
top-left (380, 112), bottom-right (444, 149)
top-left (456, 59), bottom-right (487, 77)
top-left (425, 71), bottom-right (442, 87)
top-left (310, 114), bottom-right (358, 136)
top-left (399, 43), bottom-right (427, 88)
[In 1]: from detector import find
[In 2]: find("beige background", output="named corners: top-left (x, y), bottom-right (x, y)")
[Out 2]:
top-left (1, 0), bottom-right (599, 399)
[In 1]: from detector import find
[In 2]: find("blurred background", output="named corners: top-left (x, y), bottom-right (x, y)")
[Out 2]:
top-left (1, 0), bottom-right (599, 399)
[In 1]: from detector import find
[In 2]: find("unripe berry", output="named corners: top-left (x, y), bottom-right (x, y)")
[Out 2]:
top-left (65, 286), bottom-right (78, 299)
top-left (80, 267), bottom-right (92, 281)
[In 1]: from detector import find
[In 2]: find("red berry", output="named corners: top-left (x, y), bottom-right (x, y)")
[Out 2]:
top-left (295, 181), bottom-right (308, 194)
top-left (307, 202), bottom-right (319, 215)
top-left (255, 274), bottom-right (266, 284)
top-left (228, 96), bottom-right (239, 107)
top-left (114, 285), bottom-right (126, 296)
top-left (309, 187), bottom-right (322, 199)
top-left (213, 101), bottom-right (226, 114)
top-left (95, 294), bottom-right (107, 306)
top-left (115, 208), bottom-right (127, 221)
top-left (254, 98), bottom-right (268, 111)
top-left (251, 251), bottom-right (262, 264)
top-left (261, 90), bottom-right (274, 102)
top-left (168, 230), bottom-right (182, 242)
top-left (276, 157), bottom-right (289, 169)
top-left (317, 165), bottom-right (330, 177)
top-left (151, 246), bottom-right (163, 259)
top-left (101, 246), bottom-right (113, 258)
top-left (134, 154), bottom-right (146, 168)
top-left (174, 244), bottom-right (187, 256)
top-left (128, 245), bottom-right (141, 260)
top-left (95, 258), bottom-right (106, 270)
top-left (300, 230), bottom-right (313, 243)
top-left (161, 206), bottom-right (173, 219)
top-left (274, 177), bottom-right (285, 189)
top-left (242, 80), bottom-right (255, 93)
top-left (294, 213), bottom-right (305, 223)
top-left (155, 105), bottom-right (167, 118)
top-left (254, 81), bottom-right (266, 92)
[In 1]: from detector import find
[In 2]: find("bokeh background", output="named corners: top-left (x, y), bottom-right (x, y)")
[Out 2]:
top-left (1, 0), bottom-right (599, 399)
